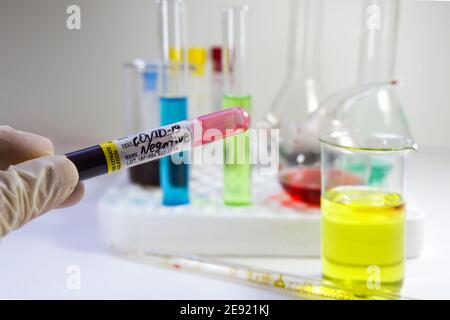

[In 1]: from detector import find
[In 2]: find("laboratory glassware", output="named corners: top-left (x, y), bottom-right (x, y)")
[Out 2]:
top-left (278, 80), bottom-right (399, 206)
top-left (188, 47), bottom-right (210, 117)
top-left (312, 81), bottom-right (408, 185)
top-left (355, 0), bottom-right (411, 138)
top-left (122, 60), bottom-right (161, 186)
top-left (123, 251), bottom-right (411, 300)
top-left (262, 0), bottom-right (324, 131)
top-left (320, 131), bottom-right (417, 291)
top-left (156, 0), bottom-right (190, 205)
top-left (66, 108), bottom-right (250, 180)
top-left (281, 80), bottom-right (399, 166)
top-left (210, 46), bottom-right (223, 111)
top-left (277, 0), bottom-right (412, 206)
top-left (266, 0), bottom-right (325, 206)
top-left (222, 5), bottom-right (252, 206)
top-left (297, 0), bottom-right (410, 142)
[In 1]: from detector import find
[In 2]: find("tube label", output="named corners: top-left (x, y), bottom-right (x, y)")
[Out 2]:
top-left (99, 141), bottom-right (122, 173)
top-left (99, 121), bottom-right (194, 174)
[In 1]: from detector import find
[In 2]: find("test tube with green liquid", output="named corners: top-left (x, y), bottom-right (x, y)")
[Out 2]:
top-left (222, 5), bottom-right (252, 206)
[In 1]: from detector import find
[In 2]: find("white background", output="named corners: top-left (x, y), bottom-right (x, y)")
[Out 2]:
top-left (0, 0), bottom-right (450, 149)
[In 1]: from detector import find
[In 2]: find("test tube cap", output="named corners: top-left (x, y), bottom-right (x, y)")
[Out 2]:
top-left (188, 47), bottom-right (207, 75)
top-left (211, 46), bottom-right (222, 73)
top-left (143, 70), bottom-right (158, 91)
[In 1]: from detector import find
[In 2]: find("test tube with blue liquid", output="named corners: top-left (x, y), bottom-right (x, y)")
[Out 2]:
top-left (156, 0), bottom-right (189, 205)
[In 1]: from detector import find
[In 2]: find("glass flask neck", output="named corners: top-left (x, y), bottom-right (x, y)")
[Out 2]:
top-left (289, 0), bottom-right (323, 79)
top-left (358, 0), bottom-right (399, 84)
top-left (261, 0), bottom-right (324, 129)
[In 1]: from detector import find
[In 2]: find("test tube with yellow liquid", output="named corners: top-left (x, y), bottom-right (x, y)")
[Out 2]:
top-left (319, 131), bottom-right (417, 292)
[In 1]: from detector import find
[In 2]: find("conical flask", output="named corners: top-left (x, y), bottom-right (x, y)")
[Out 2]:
top-left (278, 81), bottom-right (400, 206)
top-left (277, 0), bottom-right (412, 206)
top-left (286, 0), bottom-right (412, 164)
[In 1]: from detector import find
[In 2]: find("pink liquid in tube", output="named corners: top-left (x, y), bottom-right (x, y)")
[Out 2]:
top-left (195, 107), bottom-right (251, 146)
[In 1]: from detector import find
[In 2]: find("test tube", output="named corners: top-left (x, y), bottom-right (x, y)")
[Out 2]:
top-left (66, 108), bottom-right (250, 180)
top-left (222, 5), bottom-right (252, 206)
top-left (123, 60), bottom-right (161, 186)
top-left (156, 0), bottom-right (189, 205)
top-left (188, 47), bottom-right (209, 117)
top-left (210, 46), bottom-right (223, 111)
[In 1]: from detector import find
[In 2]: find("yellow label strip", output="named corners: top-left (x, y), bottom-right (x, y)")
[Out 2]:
top-left (99, 141), bottom-right (122, 173)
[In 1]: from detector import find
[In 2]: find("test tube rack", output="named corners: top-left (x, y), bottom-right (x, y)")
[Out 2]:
top-left (97, 165), bottom-right (424, 258)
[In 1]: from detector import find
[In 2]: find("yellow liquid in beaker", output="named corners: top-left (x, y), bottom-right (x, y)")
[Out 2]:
top-left (321, 186), bottom-right (405, 291)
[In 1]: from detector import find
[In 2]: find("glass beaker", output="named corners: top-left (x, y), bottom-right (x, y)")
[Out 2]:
top-left (123, 59), bottom-right (161, 186)
top-left (320, 131), bottom-right (417, 291)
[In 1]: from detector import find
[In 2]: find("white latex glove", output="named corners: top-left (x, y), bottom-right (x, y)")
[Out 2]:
top-left (0, 126), bottom-right (84, 237)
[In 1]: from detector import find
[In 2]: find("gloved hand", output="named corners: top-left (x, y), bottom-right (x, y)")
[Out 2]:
top-left (0, 126), bottom-right (84, 237)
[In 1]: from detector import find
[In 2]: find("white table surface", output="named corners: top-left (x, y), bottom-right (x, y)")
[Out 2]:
top-left (0, 147), bottom-right (449, 299)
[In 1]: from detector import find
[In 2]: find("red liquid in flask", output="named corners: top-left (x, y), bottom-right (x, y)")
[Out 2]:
top-left (279, 168), bottom-right (363, 207)
top-left (279, 167), bottom-right (322, 207)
